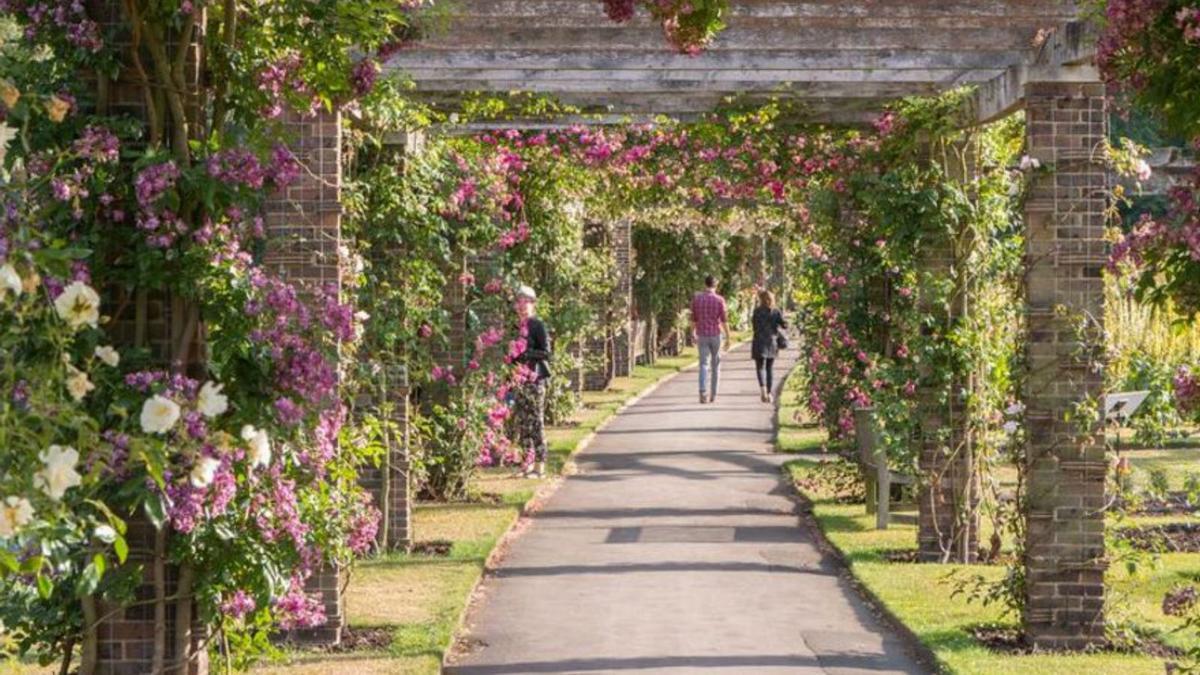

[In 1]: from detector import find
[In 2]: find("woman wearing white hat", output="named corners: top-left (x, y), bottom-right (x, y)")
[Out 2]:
top-left (513, 284), bottom-right (552, 477)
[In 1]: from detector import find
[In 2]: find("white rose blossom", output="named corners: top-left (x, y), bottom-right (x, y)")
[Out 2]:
top-left (93, 524), bottom-right (117, 543)
top-left (36, 445), bottom-right (82, 500)
top-left (0, 496), bottom-right (34, 537)
top-left (196, 381), bottom-right (229, 419)
top-left (241, 424), bottom-right (272, 469)
top-left (189, 456), bottom-right (221, 488)
top-left (0, 264), bottom-right (21, 300)
top-left (1002, 420), bottom-right (1020, 435)
top-left (94, 345), bottom-right (120, 367)
top-left (140, 395), bottom-right (181, 434)
top-left (53, 281), bottom-right (101, 330)
top-left (1005, 402), bottom-right (1026, 416)
top-left (66, 366), bottom-right (95, 401)
top-left (1018, 155), bottom-right (1041, 172)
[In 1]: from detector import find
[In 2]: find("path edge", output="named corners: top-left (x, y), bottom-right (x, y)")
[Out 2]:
top-left (773, 362), bottom-right (944, 675)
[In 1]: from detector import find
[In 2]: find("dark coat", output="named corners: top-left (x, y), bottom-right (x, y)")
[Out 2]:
top-left (519, 317), bottom-right (552, 380)
top-left (751, 306), bottom-right (787, 360)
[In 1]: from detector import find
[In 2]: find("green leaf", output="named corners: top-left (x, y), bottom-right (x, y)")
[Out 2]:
top-left (76, 555), bottom-right (104, 596)
top-left (36, 573), bottom-right (52, 599)
top-left (0, 550), bottom-right (18, 574)
top-left (113, 535), bottom-right (129, 564)
top-left (143, 495), bottom-right (167, 530)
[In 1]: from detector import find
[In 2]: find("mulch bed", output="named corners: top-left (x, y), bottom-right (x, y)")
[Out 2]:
top-left (1115, 522), bottom-right (1200, 553)
top-left (330, 626), bottom-right (396, 653)
top-left (1131, 493), bottom-right (1199, 517)
top-left (969, 625), bottom-right (1179, 658)
top-left (410, 539), bottom-right (453, 557)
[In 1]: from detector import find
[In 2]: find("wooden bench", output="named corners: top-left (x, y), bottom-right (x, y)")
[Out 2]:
top-left (853, 406), bottom-right (917, 530)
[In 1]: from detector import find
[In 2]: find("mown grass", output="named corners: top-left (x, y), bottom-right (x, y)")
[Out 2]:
top-left (254, 343), bottom-right (706, 674)
top-left (786, 460), bottom-right (1177, 675)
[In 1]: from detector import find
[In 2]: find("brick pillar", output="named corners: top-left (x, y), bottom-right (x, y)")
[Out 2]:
top-left (916, 145), bottom-right (979, 564)
top-left (611, 219), bottom-right (634, 377)
top-left (262, 109), bottom-right (347, 646)
top-left (382, 364), bottom-right (412, 551)
top-left (95, 520), bottom-right (208, 675)
top-left (1021, 80), bottom-right (1109, 649)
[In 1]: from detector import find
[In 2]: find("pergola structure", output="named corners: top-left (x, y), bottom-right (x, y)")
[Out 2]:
top-left (387, 0), bottom-right (1110, 650)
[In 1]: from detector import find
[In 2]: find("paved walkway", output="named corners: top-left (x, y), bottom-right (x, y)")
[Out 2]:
top-left (447, 344), bottom-right (928, 674)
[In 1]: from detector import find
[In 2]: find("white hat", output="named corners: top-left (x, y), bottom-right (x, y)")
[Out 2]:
top-left (515, 284), bottom-right (537, 301)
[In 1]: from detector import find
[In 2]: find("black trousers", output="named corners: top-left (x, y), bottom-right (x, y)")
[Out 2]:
top-left (754, 356), bottom-right (775, 390)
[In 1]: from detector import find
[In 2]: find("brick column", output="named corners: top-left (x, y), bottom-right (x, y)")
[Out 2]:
top-left (382, 364), bottom-right (412, 550)
top-left (1021, 80), bottom-right (1109, 650)
top-left (611, 219), bottom-right (634, 377)
top-left (95, 520), bottom-right (207, 675)
top-left (262, 110), bottom-right (347, 647)
top-left (915, 146), bottom-right (979, 564)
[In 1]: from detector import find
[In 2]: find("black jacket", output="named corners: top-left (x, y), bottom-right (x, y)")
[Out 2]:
top-left (751, 307), bottom-right (787, 360)
top-left (519, 317), bottom-right (552, 381)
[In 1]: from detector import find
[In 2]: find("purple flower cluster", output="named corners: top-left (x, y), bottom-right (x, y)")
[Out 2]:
top-left (273, 576), bottom-right (326, 630)
top-left (73, 125), bottom-right (120, 164)
top-left (257, 53), bottom-right (319, 119)
top-left (221, 590), bottom-right (257, 621)
top-left (345, 494), bottom-right (380, 555)
top-left (350, 59), bottom-right (379, 97)
top-left (0, 0), bottom-right (102, 51)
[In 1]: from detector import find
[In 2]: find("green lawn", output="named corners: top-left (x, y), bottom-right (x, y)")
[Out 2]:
top-left (774, 360), bottom-right (1200, 674)
top-left (255, 343), bottom-right (707, 674)
top-left (786, 460), bottom-right (1177, 675)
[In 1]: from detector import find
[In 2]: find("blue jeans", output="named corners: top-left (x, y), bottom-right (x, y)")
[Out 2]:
top-left (698, 335), bottom-right (722, 398)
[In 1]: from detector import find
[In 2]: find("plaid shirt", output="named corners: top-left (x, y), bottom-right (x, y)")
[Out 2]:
top-left (691, 290), bottom-right (727, 337)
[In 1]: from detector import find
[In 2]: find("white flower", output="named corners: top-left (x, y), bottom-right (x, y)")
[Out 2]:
top-left (36, 445), bottom-right (82, 500)
top-left (1134, 159), bottom-right (1152, 182)
top-left (53, 282), bottom-right (101, 330)
top-left (1005, 402), bottom-right (1026, 416)
top-left (0, 264), bottom-right (21, 300)
top-left (93, 524), bottom-right (117, 543)
top-left (1002, 420), bottom-right (1020, 435)
top-left (94, 345), bottom-right (120, 367)
top-left (189, 456), bottom-right (220, 488)
top-left (354, 310), bottom-right (370, 323)
top-left (196, 381), bottom-right (229, 419)
top-left (139, 395), bottom-right (181, 434)
top-left (1019, 155), bottom-right (1041, 171)
top-left (0, 496), bottom-right (34, 537)
top-left (241, 425), bottom-right (272, 469)
top-left (66, 366), bottom-right (95, 401)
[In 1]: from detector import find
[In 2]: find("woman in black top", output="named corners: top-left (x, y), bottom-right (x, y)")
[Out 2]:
top-left (751, 289), bottom-right (787, 403)
top-left (513, 285), bottom-right (551, 477)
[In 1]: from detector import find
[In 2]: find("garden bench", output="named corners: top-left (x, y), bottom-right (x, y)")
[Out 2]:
top-left (853, 407), bottom-right (917, 530)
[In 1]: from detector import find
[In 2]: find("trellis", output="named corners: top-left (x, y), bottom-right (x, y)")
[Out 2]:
top-left (388, 1), bottom-right (1111, 649)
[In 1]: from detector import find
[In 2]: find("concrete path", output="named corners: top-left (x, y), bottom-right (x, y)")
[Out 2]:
top-left (447, 344), bottom-right (929, 674)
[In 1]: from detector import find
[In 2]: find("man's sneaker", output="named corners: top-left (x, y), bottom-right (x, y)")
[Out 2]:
top-left (699, 392), bottom-right (708, 404)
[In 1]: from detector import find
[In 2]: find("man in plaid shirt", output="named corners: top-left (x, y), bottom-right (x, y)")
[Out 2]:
top-left (691, 275), bottom-right (730, 404)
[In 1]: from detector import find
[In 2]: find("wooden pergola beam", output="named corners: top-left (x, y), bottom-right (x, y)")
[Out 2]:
top-left (972, 20), bottom-right (1100, 122)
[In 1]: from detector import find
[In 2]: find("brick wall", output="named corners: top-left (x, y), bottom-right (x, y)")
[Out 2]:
top-left (1021, 80), bottom-right (1109, 650)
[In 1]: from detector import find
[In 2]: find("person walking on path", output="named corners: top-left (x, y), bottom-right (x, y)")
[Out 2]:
top-left (691, 274), bottom-right (730, 404)
top-left (513, 285), bottom-right (552, 477)
top-left (751, 289), bottom-right (788, 403)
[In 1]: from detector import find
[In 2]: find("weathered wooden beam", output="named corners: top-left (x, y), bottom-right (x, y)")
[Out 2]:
top-left (972, 20), bottom-right (1100, 123)
top-left (386, 48), bottom-right (1024, 72)
top-left (449, 0), bottom-right (1075, 21)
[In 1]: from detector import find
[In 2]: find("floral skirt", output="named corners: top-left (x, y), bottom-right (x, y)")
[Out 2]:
top-left (513, 379), bottom-right (547, 463)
